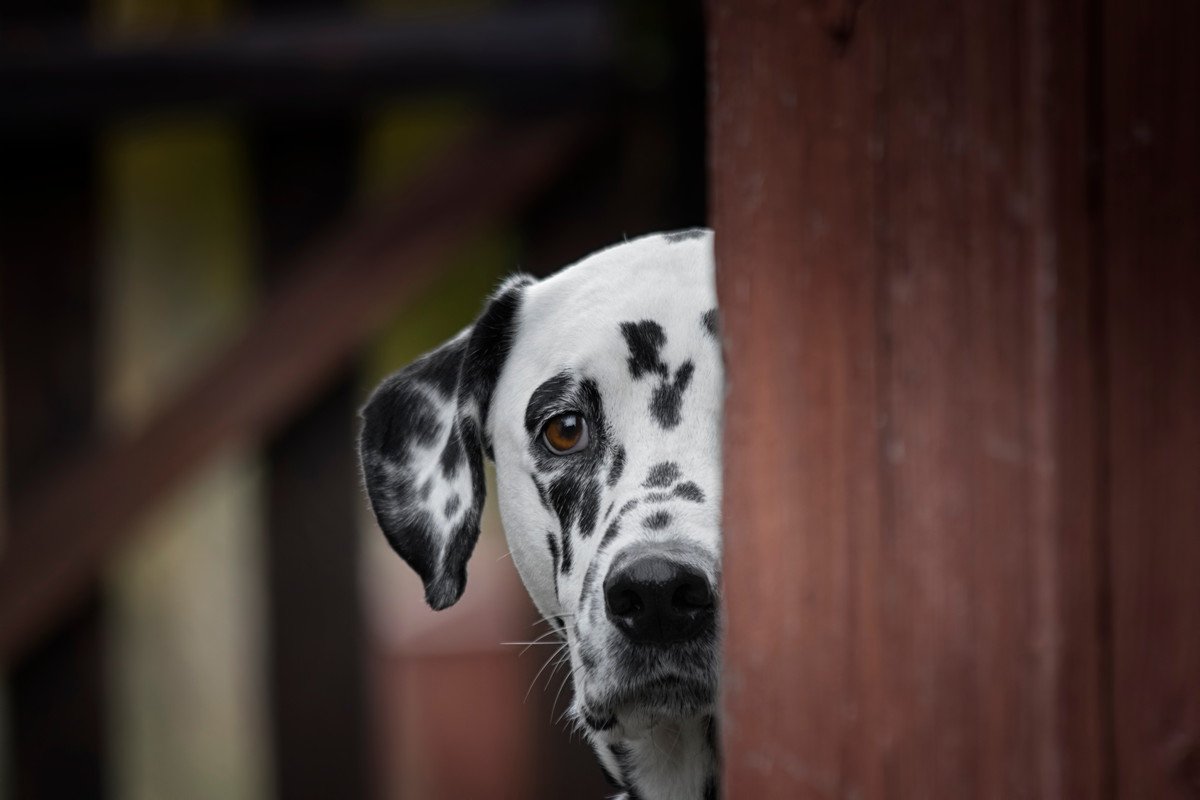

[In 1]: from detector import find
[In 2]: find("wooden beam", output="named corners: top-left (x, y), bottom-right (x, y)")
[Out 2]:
top-left (0, 6), bottom-right (614, 127)
top-left (711, 0), bottom-right (1110, 796)
top-left (1102, 1), bottom-right (1200, 796)
top-left (250, 109), bottom-right (376, 800)
top-left (1, 126), bottom-right (107, 797)
top-left (0, 115), bottom-right (592, 664)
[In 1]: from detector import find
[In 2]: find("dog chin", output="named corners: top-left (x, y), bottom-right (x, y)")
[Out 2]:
top-left (590, 657), bottom-right (717, 730)
top-left (616, 674), bottom-right (716, 720)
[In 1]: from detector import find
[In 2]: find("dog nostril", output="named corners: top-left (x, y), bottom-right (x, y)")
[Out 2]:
top-left (609, 589), bottom-right (642, 617)
top-left (673, 580), bottom-right (713, 611)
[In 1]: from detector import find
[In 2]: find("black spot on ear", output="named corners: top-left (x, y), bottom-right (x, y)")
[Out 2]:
top-left (408, 335), bottom-right (467, 397)
top-left (461, 276), bottom-right (533, 455)
top-left (663, 227), bottom-right (707, 243)
top-left (650, 360), bottom-right (694, 429)
top-left (439, 421), bottom-right (464, 478)
top-left (443, 494), bottom-right (461, 518)
top-left (644, 510), bottom-right (672, 530)
top-left (644, 461), bottom-right (681, 488)
top-left (702, 308), bottom-right (720, 339)
top-left (607, 444), bottom-right (626, 488)
top-left (620, 321), bottom-right (669, 379)
top-left (673, 481), bottom-right (706, 503)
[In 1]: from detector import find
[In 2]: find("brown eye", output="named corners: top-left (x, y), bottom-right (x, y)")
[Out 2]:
top-left (541, 413), bottom-right (589, 455)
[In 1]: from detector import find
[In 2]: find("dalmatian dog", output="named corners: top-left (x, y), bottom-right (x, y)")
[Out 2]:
top-left (358, 229), bottom-right (721, 800)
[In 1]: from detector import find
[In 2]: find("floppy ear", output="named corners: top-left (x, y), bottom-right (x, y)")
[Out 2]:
top-left (359, 275), bottom-right (533, 609)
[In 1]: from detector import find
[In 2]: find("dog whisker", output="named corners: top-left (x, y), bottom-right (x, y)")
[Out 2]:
top-left (524, 643), bottom-right (567, 704)
top-left (503, 627), bottom-right (563, 656)
top-left (550, 667), bottom-right (573, 723)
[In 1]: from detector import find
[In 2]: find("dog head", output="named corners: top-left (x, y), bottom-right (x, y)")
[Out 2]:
top-left (359, 229), bottom-right (721, 742)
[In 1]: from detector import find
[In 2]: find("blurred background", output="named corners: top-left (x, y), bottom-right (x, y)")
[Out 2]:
top-left (0, 1), bottom-right (704, 798)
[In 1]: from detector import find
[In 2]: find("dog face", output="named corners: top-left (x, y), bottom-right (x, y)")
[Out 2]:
top-left (359, 230), bottom-right (720, 785)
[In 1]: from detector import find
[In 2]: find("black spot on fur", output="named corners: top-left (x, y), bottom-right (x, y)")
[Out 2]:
top-left (673, 481), bottom-right (706, 503)
top-left (620, 321), bottom-right (669, 379)
top-left (644, 510), bottom-right (672, 530)
top-left (580, 638), bottom-right (599, 671)
top-left (599, 761), bottom-right (622, 791)
top-left (524, 371), bottom-right (574, 433)
top-left (604, 500), bottom-right (615, 521)
top-left (706, 715), bottom-right (721, 799)
top-left (609, 743), bottom-right (644, 799)
top-left (559, 523), bottom-right (574, 574)
top-left (663, 227), bottom-right (707, 243)
top-left (702, 307), bottom-right (720, 339)
top-left (644, 461), bottom-right (681, 488)
top-left (419, 478), bottom-right (433, 502)
top-left (601, 518), bottom-right (623, 550)
top-left (546, 532), bottom-right (561, 598)
top-left (443, 494), bottom-right (460, 518)
top-left (547, 475), bottom-right (581, 535)
top-left (582, 710), bottom-right (617, 732)
top-left (620, 321), bottom-right (697, 430)
top-left (608, 444), bottom-right (626, 488)
top-left (651, 360), bottom-right (694, 429)
top-left (532, 475), bottom-right (550, 510)
top-left (578, 478), bottom-right (601, 538)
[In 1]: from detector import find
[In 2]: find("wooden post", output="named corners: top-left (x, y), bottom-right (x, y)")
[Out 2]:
top-left (710, 0), bottom-right (1198, 797)
top-left (251, 111), bottom-right (375, 800)
top-left (1, 130), bottom-right (105, 798)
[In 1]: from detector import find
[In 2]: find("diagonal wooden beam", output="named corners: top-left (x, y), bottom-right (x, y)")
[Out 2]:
top-left (0, 115), bottom-right (592, 664)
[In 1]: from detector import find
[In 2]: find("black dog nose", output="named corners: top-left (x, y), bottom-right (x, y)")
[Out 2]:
top-left (604, 556), bottom-right (715, 644)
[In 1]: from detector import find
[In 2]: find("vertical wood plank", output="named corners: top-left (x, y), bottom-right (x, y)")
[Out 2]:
top-left (1102, 2), bottom-right (1200, 797)
top-left (0, 131), bottom-right (105, 799)
top-left (710, 1), bottom-right (1109, 797)
top-left (251, 114), bottom-right (375, 800)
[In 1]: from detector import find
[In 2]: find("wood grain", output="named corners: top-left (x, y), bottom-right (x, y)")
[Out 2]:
top-left (709, 0), bottom-right (1133, 796)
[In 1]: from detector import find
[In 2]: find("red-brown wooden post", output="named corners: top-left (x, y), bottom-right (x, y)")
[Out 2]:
top-left (710, 0), bottom-right (1198, 797)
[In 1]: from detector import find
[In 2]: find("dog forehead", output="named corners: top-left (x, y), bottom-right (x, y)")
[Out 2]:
top-left (514, 231), bottom-right (714, 363)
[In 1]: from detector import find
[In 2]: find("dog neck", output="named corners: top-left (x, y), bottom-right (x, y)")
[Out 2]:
top-left (592, 713), bottom-right (717, 800)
